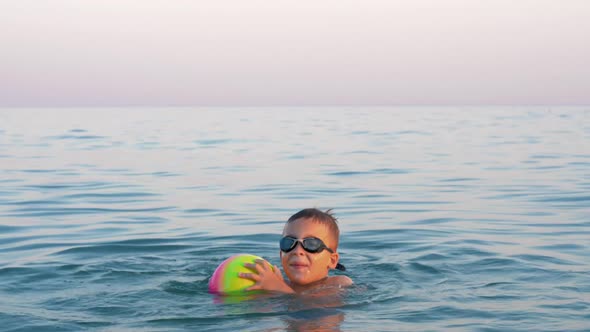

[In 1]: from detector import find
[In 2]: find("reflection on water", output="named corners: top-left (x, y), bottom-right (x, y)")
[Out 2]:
top-left (283, 288), bottom-right (347, 332)
top-left (214, 286), bottom-right (349, 331)
top-left (282, 309), bottom-right (345, 332)
top-left (0, 107), bottom-right (589, 331)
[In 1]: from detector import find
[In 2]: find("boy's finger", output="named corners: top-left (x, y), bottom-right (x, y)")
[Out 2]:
top-left (245, 284), bottom-right (260, 291)
top-left (273, 265), bottom-right (283, 278)
top-left (254, 259), bottom-right (270, 271)
top-left (243, 262), bottom-right (257, 269)
top-left (245, 262), bottom-right (264, 273)
top-left (239, 272), bottom-right (259, 281)
top-left (264, 260), bottom-right (274, 270)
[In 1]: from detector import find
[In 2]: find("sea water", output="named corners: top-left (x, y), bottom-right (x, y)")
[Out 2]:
top-left (0, 107), bottom-right (588, 331)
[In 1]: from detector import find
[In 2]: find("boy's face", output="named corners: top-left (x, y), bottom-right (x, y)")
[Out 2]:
top-left (280, 218), bottom-right (339, 286)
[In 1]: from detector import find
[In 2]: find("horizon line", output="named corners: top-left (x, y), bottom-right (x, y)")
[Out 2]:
top-left (1, 104), bottom-right (589, 109)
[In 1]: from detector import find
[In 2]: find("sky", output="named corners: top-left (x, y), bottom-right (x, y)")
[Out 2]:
top-left (1, 0), bottom-right (589, 106)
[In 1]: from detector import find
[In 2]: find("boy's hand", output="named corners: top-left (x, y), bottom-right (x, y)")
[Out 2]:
top-left (239, 259), bottom-right (295, 294)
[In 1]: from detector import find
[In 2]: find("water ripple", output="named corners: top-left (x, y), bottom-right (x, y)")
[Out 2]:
top-left (1, 107), bottom-right (589, 331)
top-left (4, 206), bottom-right (175, 217)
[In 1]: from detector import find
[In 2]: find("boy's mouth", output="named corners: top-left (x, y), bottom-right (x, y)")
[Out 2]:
top-left (289, 262), bottom-right (308, 269)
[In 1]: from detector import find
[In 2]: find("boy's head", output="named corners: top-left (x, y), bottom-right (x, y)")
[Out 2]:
top-left (286, 208), bottom-right (340, 248)
top-left (280, 208), bottom-right (342, 286)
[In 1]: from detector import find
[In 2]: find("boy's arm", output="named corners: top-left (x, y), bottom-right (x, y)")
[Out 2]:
top-left (239, 259), bottom-right (295, 294)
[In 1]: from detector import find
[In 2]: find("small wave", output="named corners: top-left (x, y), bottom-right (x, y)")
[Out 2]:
top-left (150, 171), bottom-right (180, 177)
top-left (5, 199), bottom-right (65, 206)
top-left (23, 182), bottom-right (137, 191)
top-left (394, 305), bottom-right (496, 322)
top-left (403, 217), bottom-right (457, 225)
top-left (0, 225), bottom-right (24, 233)
top-left (534, 243), bottom-right (586, 251)
top-left (480, 281), bottom-right (516, 288)
top-left (454, 257), bottom-right (522, 275)
top-left (61, 192), bottom-right (160, 199)
top-left (146, 315), bottom-right (240, 326)
top-left (184, 208), bottom-right (223, 214)
top-left (105, 237), bottom-right (201, 246)
top-left (240, 185), bottom-right (286, 193)
top-left (413, 253), bottom-right (449, 261)
top-left (53, 243), bottom-right (193, 257)
top-left (47, 134), bottom-right (107, 140)
top-left (537, 301), bottom-right (589, 311)
top-left (0, 266), bottom-right (37, 278)
top-left (160, 280), bottom-right (203, 295)
top-left (2, 241), bottom-right (71, 253)
top-left (439, 177), bottom-right (479, 182)
top-left (394, 130), bottom-right (431, 136)
top-left (325, 168), bottom-right (411, 176)
top-left (347, 228), bottom-right (452, 239)
top-left (21, 168), bottom-right (78, 174)
top-left (353, 199), bottom-right (451, 205)
top-left (530, 154), bottom-right (562, 159)
top-left (326, 171), bottom-right (368, 176)
top-left (512, 254), bottom-right (579, 266)
top-left (346, 150), bottom-right (379, 155)
top-left (568, 161), bottom-right (590, 166)
top-left (445, 247), bottom-right (496, 258)
top-left (533, 195), bottom-right (590, 203)
top-left (371, 262), bottom-right (402, 273)
top-left (5, 206), bottom-right (174, 217)
top-left (407, 262), bottom-right (442, 275)
top-left (527, 165), bottom-right (564, 170)
top-left (195, 138), bottom-right (234, 145)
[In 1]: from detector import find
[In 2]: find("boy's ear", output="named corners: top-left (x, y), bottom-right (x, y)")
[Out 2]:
top-left (329, 252), bottom-right (339, 270)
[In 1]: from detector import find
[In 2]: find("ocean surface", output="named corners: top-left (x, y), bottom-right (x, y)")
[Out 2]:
top-left (0, 107), bottom-right (589, 331)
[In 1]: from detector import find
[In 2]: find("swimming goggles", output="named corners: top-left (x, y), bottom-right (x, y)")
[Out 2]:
top-left (280, 236), bottom-right (346, 271)
top-left (280, 236), bottom-right (334, 254)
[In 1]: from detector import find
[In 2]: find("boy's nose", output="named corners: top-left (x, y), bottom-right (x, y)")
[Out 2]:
top-left (292, 242), bottom-right (306, 255)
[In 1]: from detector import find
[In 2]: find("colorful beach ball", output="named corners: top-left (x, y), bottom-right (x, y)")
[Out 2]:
top-left (208, 254), bottom-right (269, 295)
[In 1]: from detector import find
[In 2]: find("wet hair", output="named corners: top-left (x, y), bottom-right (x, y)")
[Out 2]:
top-left (286, 208), bottom-right (340, 249)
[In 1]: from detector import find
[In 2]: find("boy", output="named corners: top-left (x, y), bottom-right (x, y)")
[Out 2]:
top-left (239, 208), bottom-right (353, 293)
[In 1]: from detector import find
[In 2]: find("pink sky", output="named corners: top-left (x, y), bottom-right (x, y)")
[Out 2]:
top-left (2, 0), bottom-right (589, 106)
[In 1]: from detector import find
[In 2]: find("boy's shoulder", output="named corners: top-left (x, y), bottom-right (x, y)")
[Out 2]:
top-left (296, 275), bottom-right (353, 296)
top-left (326, 275), bottom-right (353, 287)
